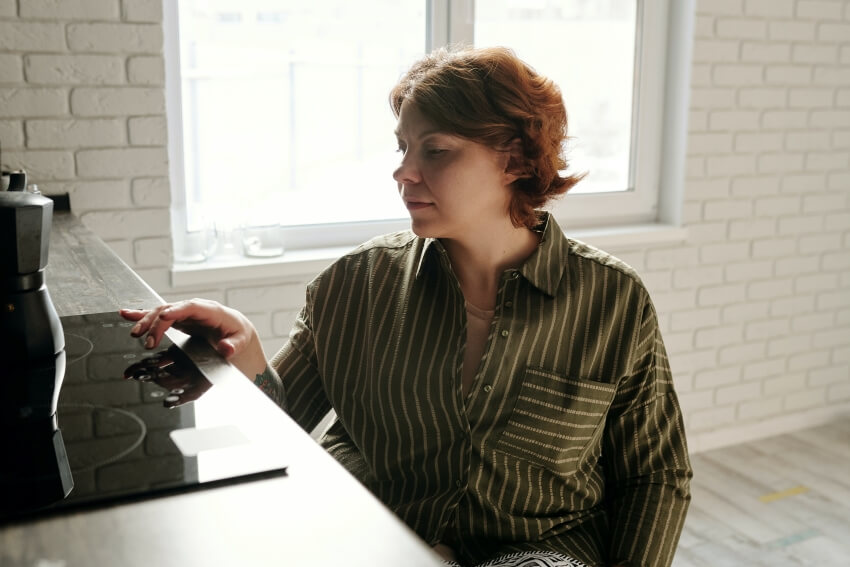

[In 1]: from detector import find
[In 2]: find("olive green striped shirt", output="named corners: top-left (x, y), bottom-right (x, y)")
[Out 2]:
top-left (266, 213), bottom-right (691, 567)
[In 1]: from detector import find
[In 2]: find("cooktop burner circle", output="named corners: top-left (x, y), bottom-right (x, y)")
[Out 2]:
top-left (64, 332), bottom-right (94, 366)
top-left (59, 404), bottom-right (147, 473)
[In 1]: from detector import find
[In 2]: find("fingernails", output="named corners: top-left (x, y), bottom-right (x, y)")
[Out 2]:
top-left (145, 336), bottom-right (155, 349)
top-left (131, 323), bottom-right (141, 335)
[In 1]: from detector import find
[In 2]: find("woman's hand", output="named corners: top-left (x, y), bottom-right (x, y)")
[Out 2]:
top-left (119, 299), bottom-right (267, 380)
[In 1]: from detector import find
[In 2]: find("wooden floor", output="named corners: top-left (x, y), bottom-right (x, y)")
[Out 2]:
top-left (673, 415), bottom-right (850, 567)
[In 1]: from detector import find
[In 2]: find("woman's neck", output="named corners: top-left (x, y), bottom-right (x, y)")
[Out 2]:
top-left (441, 222), bottom-right (540, 308)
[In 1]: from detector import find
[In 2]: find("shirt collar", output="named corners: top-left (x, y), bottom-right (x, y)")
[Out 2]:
top-left (414, 212), bottom-right (569, 297)
top-left (517, 212), bottom-right (569, 297)
top-left (416, 237), bottom-right (447, 278)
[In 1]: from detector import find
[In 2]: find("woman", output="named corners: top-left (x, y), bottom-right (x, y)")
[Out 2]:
top-left (123, 47), bottom-right (691, 567)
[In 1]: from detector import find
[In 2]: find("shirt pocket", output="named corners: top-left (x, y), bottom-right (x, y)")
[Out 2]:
top-left (493, 367), bottom-right (617, 475)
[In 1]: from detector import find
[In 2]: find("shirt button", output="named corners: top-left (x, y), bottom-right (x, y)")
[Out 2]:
top-left (504, 301), bottom-right (513, 308)
top-left (483, 384), bottom-right (493, 393)
top-left (510, 272), bottom-right (519, 279)
top-left (455, 480), bottom-right (462, 488)
top-left (501, 329), bottom-right (509, 337)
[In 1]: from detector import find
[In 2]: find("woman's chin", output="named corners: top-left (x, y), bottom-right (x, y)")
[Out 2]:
top-left (408, 218), bottom-right (436, 238)
top-left (409, 225), bottom-right (433, 238)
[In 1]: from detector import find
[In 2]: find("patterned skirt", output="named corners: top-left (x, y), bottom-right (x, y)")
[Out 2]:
top-left (443, 550), bottom-right (589, 567)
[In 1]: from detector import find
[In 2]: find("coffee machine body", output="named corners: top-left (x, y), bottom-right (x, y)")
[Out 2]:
top-left (1, 286), bottom-right (66, 420)
top-left (0, 191), bottom-right (66, 420)
top-left (0, 191), bottom-right (73, 512)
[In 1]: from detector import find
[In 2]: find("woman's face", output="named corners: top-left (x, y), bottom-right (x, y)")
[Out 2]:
top-left (392, 101), bottom-right (514, 240)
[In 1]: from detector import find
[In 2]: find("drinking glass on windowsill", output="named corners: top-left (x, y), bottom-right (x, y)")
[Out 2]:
top-left (240, 222), bottom-right (284, 258)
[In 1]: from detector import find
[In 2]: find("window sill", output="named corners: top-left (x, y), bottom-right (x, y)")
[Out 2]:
top-left (170, 223), bottom-right (688, 288)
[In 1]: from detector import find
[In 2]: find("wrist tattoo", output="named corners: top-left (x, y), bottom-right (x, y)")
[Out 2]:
top-left (253, 366), bottom-right (275, 394)
top-left (253, 366), bottom-right (285, 409)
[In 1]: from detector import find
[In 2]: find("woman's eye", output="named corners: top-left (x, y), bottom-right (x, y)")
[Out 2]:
top-left (426, 148), bottom-right (447, 157)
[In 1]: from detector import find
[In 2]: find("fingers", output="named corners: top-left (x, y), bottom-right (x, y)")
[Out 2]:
top-left (118, 308), bottom-right (147, 322)
top-left (156, 298), bottom-right (226, 327)
top-left (124, 299), bottom-right (241, 353)
top-left (126, 303), bottom-right (177, 349)
top-left (215, 338), bottom-right (236, 358)
top-left (122, 300), bottom-right (262, 373)
top-left (163, 299), bottom-right (250, 350)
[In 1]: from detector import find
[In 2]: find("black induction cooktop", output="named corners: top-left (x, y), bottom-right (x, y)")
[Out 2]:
top-left (0, 311), bottom-right (289, 524)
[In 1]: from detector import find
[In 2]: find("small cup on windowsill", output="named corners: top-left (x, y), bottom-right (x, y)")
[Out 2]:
top-left (240, 223), bottom-right (284, 258)
top-left (175, 224), bottom-right (218, 264)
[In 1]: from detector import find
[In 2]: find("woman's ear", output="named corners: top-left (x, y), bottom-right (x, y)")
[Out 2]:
top-left (502, 138), bottom-right (529, 184)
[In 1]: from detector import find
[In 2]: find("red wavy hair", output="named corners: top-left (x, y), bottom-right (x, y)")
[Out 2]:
top-left (390, 46), bottom-right (585, 229)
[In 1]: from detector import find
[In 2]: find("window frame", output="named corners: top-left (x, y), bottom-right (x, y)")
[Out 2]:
top-left (165, 0), bottom-right (695, 261)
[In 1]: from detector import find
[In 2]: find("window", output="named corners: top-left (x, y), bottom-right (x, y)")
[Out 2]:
top-left (165, 0), bottom-right (693, 263)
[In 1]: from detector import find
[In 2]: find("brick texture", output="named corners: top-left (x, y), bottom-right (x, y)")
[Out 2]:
top-left (0, 22), bottom-right (66, 52)
top-left (0, 121), bottom-right (24, 148)
top-left (625, 0), bottom-right (849, 440)
top-left (1, 88), bottom-right (68, 117)
top-left (76, 147), bottom-right (168, 177)
top-left (66, 23), bottom-right (163, 53)
top-left (24, 54), bottom-right (126, 85)
top-left (70, 87), bottom-right (165, 116)
top-left (0, 0), bottom-right (15, 17)
top-left (0, 54), bottom-right (24, 82)
top-left (122, 0), bottom-right (163, 23)
top-left (131, 177), bottom-right (170, 206)
top-left (19, 0), bottom-right (120, 20)
top-left (26, 118), bottom-right (125, 148)
top-left (0, 0), bottom-right (172, 251)
top-left (128, 116), bottom-right (166, 145)
top-left (66, 179), bottom-right (132, 210)
top-left (127, 56), bottom-right (164, 85)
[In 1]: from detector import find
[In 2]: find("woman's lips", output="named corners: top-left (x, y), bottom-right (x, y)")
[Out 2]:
top-left (405, 201), bottom-right (433, 211)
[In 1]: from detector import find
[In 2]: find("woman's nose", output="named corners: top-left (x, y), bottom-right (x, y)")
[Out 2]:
top-left (393, 154), bottom-right (420, 185)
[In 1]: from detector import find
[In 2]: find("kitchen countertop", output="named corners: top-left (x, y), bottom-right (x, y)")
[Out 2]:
top-left (0, 211), bottom-right (441, 567)
top-left (47, 212), bottom-right (162, 317)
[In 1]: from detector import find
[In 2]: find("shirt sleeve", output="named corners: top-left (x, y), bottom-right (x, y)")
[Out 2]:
top-left (267, 285), bottom-right (334, 434)
top-left (602, 292), bottom-right (692, 567)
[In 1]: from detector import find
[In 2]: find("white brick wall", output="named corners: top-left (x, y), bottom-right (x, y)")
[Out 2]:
top-left (0, 0), bottom-right (171, 255)
top-left (19, 0), bottom-right (120, 20)
top-left (672, 0), bottom-right (850, 448)
top-left (66, 23), bottom-right (162, 53)
top-left (26, 118), bottom-right (125, 147)
top-left (2, 0), bottom-right (848, 452)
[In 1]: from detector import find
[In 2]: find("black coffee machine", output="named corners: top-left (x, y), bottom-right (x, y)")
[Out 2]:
top-left (0, 190), bottom-right (73, 511)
